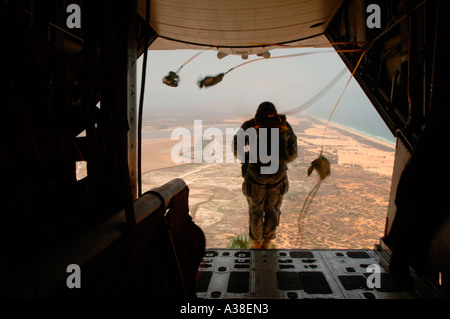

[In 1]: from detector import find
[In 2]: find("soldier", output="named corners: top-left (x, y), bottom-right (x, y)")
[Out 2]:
top-left (234, 102), bottom-right (298, 249)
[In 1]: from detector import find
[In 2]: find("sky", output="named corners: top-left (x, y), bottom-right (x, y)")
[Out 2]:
top-left (136, 46), bottom-right (396, 144)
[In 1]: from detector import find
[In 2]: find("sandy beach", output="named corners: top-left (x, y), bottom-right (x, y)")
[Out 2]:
top-left (302, 116), bottom-right (395, 177)
top-left (140, 114), bottom-right (395, 250)
top-left (141, 139), bottom-right (184, 172)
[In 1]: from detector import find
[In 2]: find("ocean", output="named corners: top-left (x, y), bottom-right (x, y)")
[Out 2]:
top-left (327, 118), bottom-right (396, 145)
top-left (303, 95), bottom-right (396, 145)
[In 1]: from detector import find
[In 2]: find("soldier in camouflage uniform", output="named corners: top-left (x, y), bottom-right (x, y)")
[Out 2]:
top-left (234, 102), bottom-right (298, 249)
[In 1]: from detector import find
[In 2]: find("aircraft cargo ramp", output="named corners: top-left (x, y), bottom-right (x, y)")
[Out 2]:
top-left (196, 248), bottom-right (439, 299)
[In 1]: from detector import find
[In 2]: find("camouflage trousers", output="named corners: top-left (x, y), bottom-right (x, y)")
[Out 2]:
top-left (242, 172), bottom-right (289, 243)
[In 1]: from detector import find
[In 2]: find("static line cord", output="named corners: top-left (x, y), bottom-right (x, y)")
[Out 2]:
top-left (172, 43), bottom-right (364, 78)
top-left (316, 0), bottom-right (426, 157)
top-left (300, 180), bottom-right (321, 215)
top-left (224, 51), bottom-right (333, 74)
top-left (319, 50), bottom-right (366, 157)
top-left (298, 50), bottom-right (366, 240)
top-left (300, 0), bottom-right (426, 215)
top-left (153, 37), bottom-right (367, 53)
top-left (175, 51), bottom-right (205, 74)
top-left (297, 179), bottom-right (322, 246)
top-left (367, 0), bottom-right (427, 50)
top-left (222, 48), bottom-right (364, 75)
top-left (248, 41), bottom-right (366, 48)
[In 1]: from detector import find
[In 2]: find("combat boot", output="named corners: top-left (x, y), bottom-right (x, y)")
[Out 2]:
top-left (262, 240), bottom-right (271, 249)
top-left (250, 241), bottom-right (262, 249)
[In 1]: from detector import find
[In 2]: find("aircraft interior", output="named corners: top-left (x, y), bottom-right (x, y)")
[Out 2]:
top-left (1, 0), bottom-right (449, 300)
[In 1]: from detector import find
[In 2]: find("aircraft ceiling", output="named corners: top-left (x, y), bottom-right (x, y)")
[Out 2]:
top-left (137, 0), bottom-right (344, 55)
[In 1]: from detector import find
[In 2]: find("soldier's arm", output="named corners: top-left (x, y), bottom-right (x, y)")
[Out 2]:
top-left (286, 122), bottom-right (298, 163)
top-left (233, 132), bottom-right (239, 159)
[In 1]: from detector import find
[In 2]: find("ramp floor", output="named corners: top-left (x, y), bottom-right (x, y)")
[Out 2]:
top-left (196, 249), bottom-right (414, 299)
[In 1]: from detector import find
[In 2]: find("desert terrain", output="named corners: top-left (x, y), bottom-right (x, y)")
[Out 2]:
top-left (138, 114), bottom-right (395, 250)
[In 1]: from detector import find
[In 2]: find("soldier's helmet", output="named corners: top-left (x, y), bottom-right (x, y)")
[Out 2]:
top-left (255, 101), bottom-right (278, 124)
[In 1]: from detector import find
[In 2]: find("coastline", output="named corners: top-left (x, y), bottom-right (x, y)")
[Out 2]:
top-left (140, 114), bottom-right (396, 177)
top-left (303, 114), bottom-right (395, 152)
